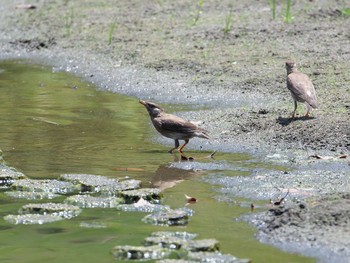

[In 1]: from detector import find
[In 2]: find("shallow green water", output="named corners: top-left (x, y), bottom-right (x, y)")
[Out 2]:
top-left (0, 60), bottom-right (314, 262)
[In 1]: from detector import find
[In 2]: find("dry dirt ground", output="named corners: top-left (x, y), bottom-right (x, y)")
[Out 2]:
top-left (0, 0), bottom-right (349, 262)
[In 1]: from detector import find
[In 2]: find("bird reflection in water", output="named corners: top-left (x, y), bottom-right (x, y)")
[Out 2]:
top-left (151, 160), bottom-right (206, 191)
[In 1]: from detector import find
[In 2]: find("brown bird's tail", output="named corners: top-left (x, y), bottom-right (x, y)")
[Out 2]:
top-left (308, 97), bottom-right (318, 109)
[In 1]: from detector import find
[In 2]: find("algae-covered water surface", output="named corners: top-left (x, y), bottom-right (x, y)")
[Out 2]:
top-left (0, 60), bottom-right (314, 262)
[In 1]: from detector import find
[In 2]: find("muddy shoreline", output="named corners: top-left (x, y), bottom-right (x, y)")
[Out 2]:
top-left (0, 1), bottom-right (349, 262)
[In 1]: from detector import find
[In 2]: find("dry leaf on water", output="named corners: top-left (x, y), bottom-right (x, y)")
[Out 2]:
top-left (184, 194), bottom-right (197, 204)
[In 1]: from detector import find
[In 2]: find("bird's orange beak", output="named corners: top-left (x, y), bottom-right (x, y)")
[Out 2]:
top-left (139, 99), bottom-right (147, 106)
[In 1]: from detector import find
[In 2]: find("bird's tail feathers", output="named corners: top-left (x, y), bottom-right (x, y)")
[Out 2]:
top-left (306, 100), bottom-right (317, 110)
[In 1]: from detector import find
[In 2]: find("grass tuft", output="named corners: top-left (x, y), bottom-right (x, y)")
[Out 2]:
top-left (108, 21), bottom-right (117, 45)
top-left (64, 8), bottom-right (74, 36)
top-left (223, 12), bottom-right (232, 34)
top-left (191, 0), bottom-right (204, 26)
top-left (340, 8), bottom-right (350, 16)
top-left (269, 0), bottom-right (277, 20)
top-left (283, 0), bottom-right (294, 23)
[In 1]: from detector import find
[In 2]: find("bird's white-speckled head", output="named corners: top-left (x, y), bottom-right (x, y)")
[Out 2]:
top-left (139, 100), bottom-right (164, 117)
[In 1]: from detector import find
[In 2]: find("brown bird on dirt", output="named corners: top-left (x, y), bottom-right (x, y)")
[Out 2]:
top-left (139, 100), bottom-right (210, 154)
top-left (286, 61), bottom-right (318, 118)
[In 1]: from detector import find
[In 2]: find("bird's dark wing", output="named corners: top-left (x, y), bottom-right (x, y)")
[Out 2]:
top-left (152, 113), bottom-right (210, 140)
top-left (158, 114), bottom-right (199, 134)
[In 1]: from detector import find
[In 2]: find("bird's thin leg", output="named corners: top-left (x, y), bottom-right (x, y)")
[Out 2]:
top-left (168, 139), bottom-right (179, 153)
top-left (291, 100), bottom-right (297, 118)
top-left (178, 139), bottom-right (189, 153)
top-left (304, 104), bottom-right (311, 117)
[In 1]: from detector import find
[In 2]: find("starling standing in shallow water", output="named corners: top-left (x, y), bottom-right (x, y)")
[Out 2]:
top-left (286, 61), bottom-right (318, 118)
top-left (139, 100), bottom-right (210, 154)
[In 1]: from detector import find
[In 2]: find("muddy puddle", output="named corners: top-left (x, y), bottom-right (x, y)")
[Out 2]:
top-left (0, 60), bottom-right (314, 262)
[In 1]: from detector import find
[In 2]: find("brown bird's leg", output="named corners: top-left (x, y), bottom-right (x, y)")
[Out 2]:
top-left (178, 139), bottom-right (189, 154)
top-left (168, 139), bottom-right (179, 153)
top-left (304, 104), bottom-right (311, 117)
top-left (291, 100), bottom-right (297, 119)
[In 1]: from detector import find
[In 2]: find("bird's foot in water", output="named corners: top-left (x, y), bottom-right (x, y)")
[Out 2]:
top-left (180, 151), bottom-right (216, 161)
top-left (180, 154), bottom-right (194, 161)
